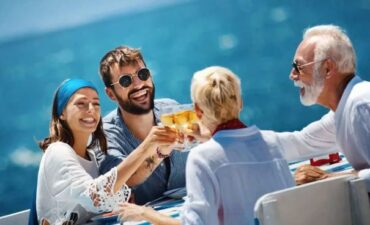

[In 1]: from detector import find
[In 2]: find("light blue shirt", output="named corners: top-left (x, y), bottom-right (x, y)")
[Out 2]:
top-left (96, 99), bottom-right (189, 204)
top-left (181, 126), bottom-right (294, 225)
top-left (335, 76), bottom-right (370, 190)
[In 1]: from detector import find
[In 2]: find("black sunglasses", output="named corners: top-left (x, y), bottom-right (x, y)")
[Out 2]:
top-left (292, 61), bottom-right (301, 74)
top-left (292, 59), bottom-right (327, 74)
top-left (111, 68), bottom-right (151, 88)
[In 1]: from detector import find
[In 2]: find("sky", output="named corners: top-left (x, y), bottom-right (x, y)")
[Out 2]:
top-left (0, 0), bottom-right (191, 43)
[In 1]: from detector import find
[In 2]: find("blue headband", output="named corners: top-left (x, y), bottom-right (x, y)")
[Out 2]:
top-left (56, 79), bottom-right (98, 117)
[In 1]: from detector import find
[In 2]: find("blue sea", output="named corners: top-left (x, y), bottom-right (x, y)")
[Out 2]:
top-left (1, 0), bottom-right (370, 216)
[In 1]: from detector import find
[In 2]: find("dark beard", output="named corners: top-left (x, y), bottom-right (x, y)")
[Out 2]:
top-left (115, 85), bottom-right (155, 115)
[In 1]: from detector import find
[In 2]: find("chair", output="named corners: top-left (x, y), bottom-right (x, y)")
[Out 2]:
top-left (214, 159), bottom-right (295, 225)
top-left (0, 209), bottom-right (30, 225)
top-left (254, 175), bottom-right (370, 225)
top-left (28, 187), bottom-right (38, 225)
top-left (349, 178), bottom-right (370, 225)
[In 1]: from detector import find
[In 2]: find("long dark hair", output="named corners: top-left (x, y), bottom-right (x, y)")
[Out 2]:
top-left (39, 84), bottom-right (107, 153)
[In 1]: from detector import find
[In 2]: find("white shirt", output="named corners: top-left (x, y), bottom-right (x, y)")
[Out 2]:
top-left (335, 76), bottom-right (370, 189)
top-left (181, 126), bottom-right (294, 225)
top-left (261, 111), bottom-right (337, 162)
top-left (263, 76), bottom-right (370, 190)
top-left (37, 142), bottom-right (130, 225)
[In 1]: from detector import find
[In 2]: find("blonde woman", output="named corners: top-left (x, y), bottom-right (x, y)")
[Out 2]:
top-left (36, 79), bottom-right (177, 225)
top-left (118, 66), bottom-right (294, 225)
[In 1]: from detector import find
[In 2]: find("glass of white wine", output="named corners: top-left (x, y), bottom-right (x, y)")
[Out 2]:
top-left (159, 104), bottom-right (199, 151)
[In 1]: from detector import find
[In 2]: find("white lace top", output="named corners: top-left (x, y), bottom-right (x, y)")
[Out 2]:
top-left (36, 142), bottom-right (131, 225)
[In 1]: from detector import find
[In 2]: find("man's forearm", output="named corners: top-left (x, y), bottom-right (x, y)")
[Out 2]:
top-left (126, 154), bottom-right (164, 186)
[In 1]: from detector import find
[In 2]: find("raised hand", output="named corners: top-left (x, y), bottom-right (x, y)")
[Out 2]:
top-left (183, 123), bottom-right (211, 143)
top-left (142, 126), bottom-right (179, 152)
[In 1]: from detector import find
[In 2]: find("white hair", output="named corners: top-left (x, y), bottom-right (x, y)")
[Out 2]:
top-left (303, 24), bottom-right (356, 74)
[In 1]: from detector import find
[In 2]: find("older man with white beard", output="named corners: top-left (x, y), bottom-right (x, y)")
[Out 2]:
top-left (262, 25), bottom-right (370, 190)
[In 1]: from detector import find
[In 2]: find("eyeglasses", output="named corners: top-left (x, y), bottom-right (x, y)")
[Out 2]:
top-left (111, 68), bottom-right (151, 88)
top-left (292, 59), bottom-right (327, 74)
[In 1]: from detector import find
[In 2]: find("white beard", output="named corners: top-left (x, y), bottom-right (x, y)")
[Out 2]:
top-left (294, 70), bottom-right (325, 106)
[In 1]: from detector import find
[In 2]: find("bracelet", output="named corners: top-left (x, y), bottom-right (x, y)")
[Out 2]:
top-left (156, 148), bottom-right (170, 158)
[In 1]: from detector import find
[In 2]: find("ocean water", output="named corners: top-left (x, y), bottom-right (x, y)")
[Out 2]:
top-left (1, 0), bottom-right (370, 216)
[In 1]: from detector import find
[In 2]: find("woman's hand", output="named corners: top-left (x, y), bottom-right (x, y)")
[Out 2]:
top-left (117, 202), bottom-right (148, 222)
top-left (116, 202), bottom-right (181, 225)
top-left (184, 123), bottom-right (211, 143)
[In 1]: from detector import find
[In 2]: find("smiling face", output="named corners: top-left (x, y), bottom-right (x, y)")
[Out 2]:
top-left (60, 88), bottom-right (101, 138)
top-left (290, 40), bottom-right (325, 106)
top-left (106, 60), bottom-right (155, 115)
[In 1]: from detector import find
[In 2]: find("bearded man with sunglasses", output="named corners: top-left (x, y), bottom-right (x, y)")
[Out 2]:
top-left (96, 46), bottom-right (188, 204)
top-left (263, 25), bottom-right (370, 189)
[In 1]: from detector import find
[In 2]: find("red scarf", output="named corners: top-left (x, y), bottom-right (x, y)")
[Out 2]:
top-left (212, 119), bottom-right (247, 135)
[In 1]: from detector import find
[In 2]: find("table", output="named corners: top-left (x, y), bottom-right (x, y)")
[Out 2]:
top-left (289, 153), bottom-right (351, 173)
top-left (93, 154), bottom-right (352, 225)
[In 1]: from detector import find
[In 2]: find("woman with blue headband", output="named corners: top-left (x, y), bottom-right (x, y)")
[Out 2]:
top-left (36, 79), bottom-right (178, 225)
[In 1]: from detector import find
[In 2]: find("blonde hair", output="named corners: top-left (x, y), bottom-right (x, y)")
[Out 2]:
top-left (303, 24), bottom-right (356, 74)
top-left (191, 66), bottom-right (242, 125)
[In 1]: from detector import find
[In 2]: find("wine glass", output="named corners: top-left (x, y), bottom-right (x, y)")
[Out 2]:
top-left (159, 104), bottom-right (199, 151)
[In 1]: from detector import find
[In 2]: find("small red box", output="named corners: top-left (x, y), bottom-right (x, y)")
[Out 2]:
top-left (310, 153), bottom-right (341, 166)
